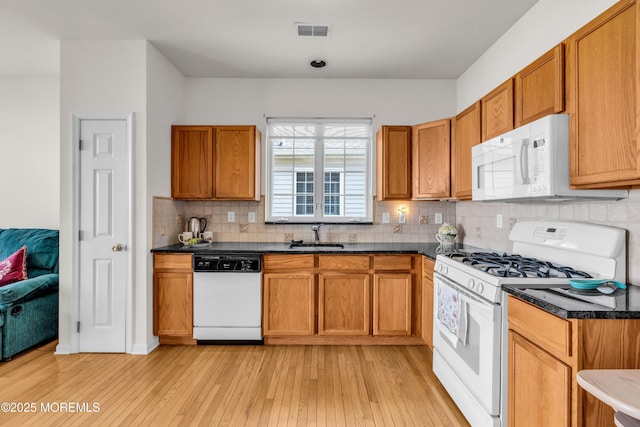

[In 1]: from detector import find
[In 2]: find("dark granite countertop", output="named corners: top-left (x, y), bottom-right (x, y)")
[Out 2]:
top-left (503, 285), bottom-right (640, 319)
top-left (151, 241), bottom-right (481, 261)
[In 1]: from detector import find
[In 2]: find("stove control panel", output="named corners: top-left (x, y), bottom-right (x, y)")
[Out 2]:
top-left (533, 226), bottom-right (567, 240)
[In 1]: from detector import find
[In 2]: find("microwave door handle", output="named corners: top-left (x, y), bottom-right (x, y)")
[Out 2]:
top-left (518, 139), bottom-right (530, 184)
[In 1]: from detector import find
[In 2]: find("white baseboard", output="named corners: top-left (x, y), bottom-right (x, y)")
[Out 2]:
top-left (131, 337), bottom-right (159, 355)
top-left (54, 344), bottom-right (72, 355)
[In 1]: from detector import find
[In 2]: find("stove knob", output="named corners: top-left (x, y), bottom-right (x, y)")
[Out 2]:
top-left (477, 282), bottom-right (485, 293)
top-left (467, 279), bottom-right (475, 290)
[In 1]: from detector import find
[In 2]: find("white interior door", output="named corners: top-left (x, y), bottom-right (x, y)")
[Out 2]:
top-left (78, 118), bottom-right (129, 352)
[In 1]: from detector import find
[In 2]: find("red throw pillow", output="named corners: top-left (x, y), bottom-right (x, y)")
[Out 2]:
top-left (0, 245), bottom-right (28, 287)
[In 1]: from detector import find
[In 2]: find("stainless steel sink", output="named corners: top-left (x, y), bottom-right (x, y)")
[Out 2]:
top-left (288, 242), bottom-right (344, 249)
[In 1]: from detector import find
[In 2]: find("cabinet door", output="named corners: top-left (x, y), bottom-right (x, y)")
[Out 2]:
top-left (515, 44), bottom-right (565, 127)
top-left (376, 126), bottom-right (412, 200)
top-left (263, 273), bottom-right (315, 336)
top-left (373, 273), bottom-right (412, 336)
top-left (214, 126), bottom-right (261, 200)
top-left (318, 273), bottom-right (370, 335)
top-left (171, 126), bottom-right (214, 199)
top-left (421, 258), bottom-right (435, 348)
top-left (508, 331), bottom-right (571, 427)
top-left (412, 119), bottom-right (451, 199)
top-left (567, 0), bottom-right (640, 187)
top-left (451, 101), bottom-right (481, 200)
top-left (154, 271), bottom-right (193, 337)
top-left (481, 79), bottom-right (514, 141)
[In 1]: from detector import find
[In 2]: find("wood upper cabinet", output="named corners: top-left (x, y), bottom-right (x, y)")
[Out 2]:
top-left (421, 257), bottom-right (434, 348)
top-left (412, 119), bottom-right (451, 199)
top-left (171, 125), bottom-right (261, 200)
top-left (153, 253), bottom-right (195, 344)
top-left (376, 126), bottom-right (412, 200)
top-left (214, 126), bottom-right (261, 200)
top-left (451, 101), bottom-right (482, 200)
top-left (508, 295), bottom-right (640, 427)
top-left (262, 255), bottom-right (315, 336)
top-left (481, 78), bottom-right (514, 141)
top-left (515, 44), bottom-right (565, 127)
top-left (171, 126), bottom-right (214, 199)
top-left (567, 0), bottom-right (640, 187)
top-left (318, 255), bottom-right (371, 336)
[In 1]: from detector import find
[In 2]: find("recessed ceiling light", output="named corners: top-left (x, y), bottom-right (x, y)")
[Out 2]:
top-left (310, 60), bottom-right (327, 68)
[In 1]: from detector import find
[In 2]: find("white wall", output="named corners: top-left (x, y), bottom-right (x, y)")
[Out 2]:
top-left (58, 40), bottom-right (149, 354)
top-left (184, 78), bottom-right (457, 132)
top-left (144, 43), bottom-right (186, 352)
top-left (456, 0), bottom-right (619, 111)
top-left (0, 77), bottom-right (59, 228)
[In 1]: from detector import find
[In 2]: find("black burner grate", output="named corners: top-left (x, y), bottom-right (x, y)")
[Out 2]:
top-left (445, 252), bottom-right (592, 279)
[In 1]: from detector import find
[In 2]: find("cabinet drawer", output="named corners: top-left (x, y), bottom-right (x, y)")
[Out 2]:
top-left (263, 254), bottom-right (315, 271)
top-left (154, 253), bottom-right (193, 271)
top-left (422, 257), bottom-right (435, 277)
top-left (508, 296), bottom-right (572, 359)
top-left (374, 255), bottom-right (412, 271)
top-left (319, 255), bottom-right (370, 271)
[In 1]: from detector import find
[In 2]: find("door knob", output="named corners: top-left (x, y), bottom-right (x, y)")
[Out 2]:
top-left (112, 243), bottom-right (124, 252)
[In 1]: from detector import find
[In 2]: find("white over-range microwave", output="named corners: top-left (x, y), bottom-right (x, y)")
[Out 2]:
top-left (471, 114), bottom-right (628, 202)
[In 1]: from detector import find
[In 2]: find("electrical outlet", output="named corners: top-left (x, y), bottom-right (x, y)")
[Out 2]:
top-left (435, 213), bottom-right (443, 224)
top-left (348, 233), bottom-right (357, 243)
top-left (248, 212), bottom-right (256, 223)
top-left (159, 226), bottom-right (166, 236)
top-left (284, 233), bottom-right (293, 242)
top-left (228, 211), bottom-right (235, 222)
top-left (382, 212), bottom-right (390, 224)
top-left (496, 214), bottom-right (503, 229)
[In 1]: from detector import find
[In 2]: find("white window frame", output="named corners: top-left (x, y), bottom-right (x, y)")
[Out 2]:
top-left (265, 117), bottom-right (373, 224)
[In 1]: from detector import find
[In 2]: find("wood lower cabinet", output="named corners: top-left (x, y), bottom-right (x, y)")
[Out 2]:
top-left (515, 43), bottom-right (565, 127)
top-left (412, 119), bottom-right (451, 199)
top-left (262, 254), bottom-right (423, 344)
top-left (508, 295), bottom-right (640, 426)
top-left (481, 79), bottom-right (514, 141)
top-left (421, 257), bottom-right (434, 348)
top-left (373, 273), bottom-right (411, 336)
top-left (319, 273), bottom-right (371, 335)
top-left (376, 125), bottom-right (412, 200)
top-left (171, 125), bottom-right (261, 200)
top-left (567, 0), bottom-right (640, 187)
top-left (262, 255), bottom-right (315, 337)
top-left (509, 330), bottom-right (571, 427)
top-left (451, 101), bottom-right (482, 200)
top-left (153, 253), bottom-right (195, 345)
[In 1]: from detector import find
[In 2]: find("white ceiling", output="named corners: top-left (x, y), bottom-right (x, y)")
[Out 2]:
top-left (0, 0), bottom-right (538, 79)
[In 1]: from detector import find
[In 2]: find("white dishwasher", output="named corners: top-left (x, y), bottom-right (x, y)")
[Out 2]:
top-left (193, 254), bottom-right (262, 343)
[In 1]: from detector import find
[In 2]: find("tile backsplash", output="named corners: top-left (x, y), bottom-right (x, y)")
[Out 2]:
top-left (152, 197), bottom-right (456, 246)
top-left (456, 190), bottom-right (640, 285)
top-left (153, 190), bottom-right (640, 285)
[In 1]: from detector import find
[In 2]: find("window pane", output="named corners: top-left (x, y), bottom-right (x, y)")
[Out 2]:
top-left (267, 120), bottom-right (371, 222)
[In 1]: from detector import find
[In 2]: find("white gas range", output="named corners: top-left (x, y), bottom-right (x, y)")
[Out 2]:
top-left (432, 221), bottom-right (627, 427)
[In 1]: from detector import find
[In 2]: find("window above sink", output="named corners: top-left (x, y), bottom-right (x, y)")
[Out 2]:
top-left (265, 118), bottom-right (373, 224)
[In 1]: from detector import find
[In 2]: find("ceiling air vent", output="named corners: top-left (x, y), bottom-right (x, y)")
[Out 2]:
top-left (295, 23), bottom-right (330, 37)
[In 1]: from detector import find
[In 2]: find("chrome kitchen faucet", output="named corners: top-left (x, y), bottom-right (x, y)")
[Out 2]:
top-left (311, 224), bottom-right (322, 244)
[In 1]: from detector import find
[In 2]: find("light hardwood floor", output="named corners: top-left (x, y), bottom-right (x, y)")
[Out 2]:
top-left (0, 342), bottom-right (469, 426)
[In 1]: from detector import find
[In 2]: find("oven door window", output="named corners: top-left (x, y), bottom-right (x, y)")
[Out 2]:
top-left (433, 274), bottom-right (502, 415)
